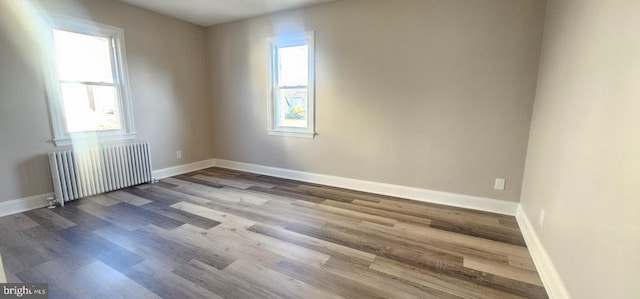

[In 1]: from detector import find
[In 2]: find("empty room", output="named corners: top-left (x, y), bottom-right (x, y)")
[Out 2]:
top-left (0, 0), bottom-right (637, 298)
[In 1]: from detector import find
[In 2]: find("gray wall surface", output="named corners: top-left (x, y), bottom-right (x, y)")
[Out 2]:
top-left (521, 0), bottom-right (640, 297)
top-left (207, 0), bottom-right (546, 202)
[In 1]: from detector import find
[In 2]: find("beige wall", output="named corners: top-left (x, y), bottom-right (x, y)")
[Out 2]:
top-left (521, 0), bottom-right (640, 297)
top-left (0, 0), bottom-right (213, 202)
top-left (207, 0), bottom-right (546, 202)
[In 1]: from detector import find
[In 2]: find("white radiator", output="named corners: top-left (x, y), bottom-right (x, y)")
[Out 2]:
top-left (48, 141), bottom-right (153, 205)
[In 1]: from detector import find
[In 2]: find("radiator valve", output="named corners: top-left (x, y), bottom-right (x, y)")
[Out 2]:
top-left (46, 196), bottom-right (57, 209)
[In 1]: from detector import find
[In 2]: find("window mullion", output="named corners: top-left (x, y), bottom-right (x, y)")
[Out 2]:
top-left (278, 85), bottom-right (308, 90)
top-left (59, 81), bottom-right (117, 87)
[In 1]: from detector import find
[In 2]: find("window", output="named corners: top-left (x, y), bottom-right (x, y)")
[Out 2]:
top-left (267, 31), bottom-right (315, 138)
top-left (46, 18), bottom-right (135, 146)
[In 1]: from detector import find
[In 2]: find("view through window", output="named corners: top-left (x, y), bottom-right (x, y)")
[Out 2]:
top-left (277, 45), bottom-right (309, 128)
top-left (53, 29), bottom-right (121, 133)
top-left (267, 31), bottom-right (315, 138)
top-left (47, 18), bottom-right (135, 146)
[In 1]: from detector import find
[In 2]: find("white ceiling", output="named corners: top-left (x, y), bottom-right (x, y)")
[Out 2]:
top-left (119, 0), bottom-right (336, 27)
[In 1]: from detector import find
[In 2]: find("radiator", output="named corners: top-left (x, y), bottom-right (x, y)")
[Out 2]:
top-left (48, 141), bottom-right (153, 206)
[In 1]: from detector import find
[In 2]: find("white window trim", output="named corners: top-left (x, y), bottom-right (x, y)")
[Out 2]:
top-left (266, 31), bottom-right (316, 138)
top-left (45, 16), bottom-right (136, 147)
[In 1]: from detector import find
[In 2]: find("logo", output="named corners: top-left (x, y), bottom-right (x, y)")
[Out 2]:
top-left (0, 284), bottom-right (48, 299)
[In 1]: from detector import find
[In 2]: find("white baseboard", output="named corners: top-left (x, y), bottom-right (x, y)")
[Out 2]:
top-left (212, 159), bottom-right (518, 216)
top-left (0, 193), bottom-right (54, 218)
top-left (152, 159), bottom-right (217, 180)
top-left (0, 157), bottom-right (517, 218)
top-left (516, 206), bottom-right (570, 299)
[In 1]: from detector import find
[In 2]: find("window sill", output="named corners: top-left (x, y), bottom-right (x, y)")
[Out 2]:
top-left (53, 132), bottom-right (137, 147)
top-left (267, 130), bottom-right (316, 139)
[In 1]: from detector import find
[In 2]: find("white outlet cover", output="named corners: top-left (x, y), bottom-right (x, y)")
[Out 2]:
top-left (494, 178), bottom-right (506, 190)
top-left (539, 210), bottom-right (545, 227)
top-left (176, 151), bottom-right (182, 159)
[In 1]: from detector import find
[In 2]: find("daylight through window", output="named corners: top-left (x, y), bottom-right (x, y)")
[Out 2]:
top-left (47, 18), bottom-right (135, 146)
top-left (54, 30), bottom-right (121, 132)
top-left (267, 31), bottom-right (315, 138)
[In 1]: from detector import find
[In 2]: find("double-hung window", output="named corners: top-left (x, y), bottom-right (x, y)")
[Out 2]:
top-left (47, 18), bottom-right (135, 146)
top-left (267, 31), bottom-right (315, 138)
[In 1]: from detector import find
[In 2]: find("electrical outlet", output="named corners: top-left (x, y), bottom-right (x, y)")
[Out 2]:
top-left (176, 150), bottom-right (182, 159)
top-left (494, 178), bottom-right (506, 190)
top-left (539, 210), bottom-right (545, 227)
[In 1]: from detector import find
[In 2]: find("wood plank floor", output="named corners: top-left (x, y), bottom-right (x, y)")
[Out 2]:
top-left (0, 167), bottom-right (548, 298)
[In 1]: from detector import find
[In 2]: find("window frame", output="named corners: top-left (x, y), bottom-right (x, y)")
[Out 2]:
top-left (266, 31), bottom-right (316, 138)
top-left (46, 17), bottom-right (136, 146)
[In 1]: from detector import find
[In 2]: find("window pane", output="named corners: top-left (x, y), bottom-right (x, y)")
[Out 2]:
top-left (277, 87), bottom-right (308, 128)
top-left (277, 45), bottom-right (308, 87)
top-left (60, 83), bottom-right (121, 132)
top-left (53, 30), bottom-right (114, 83)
